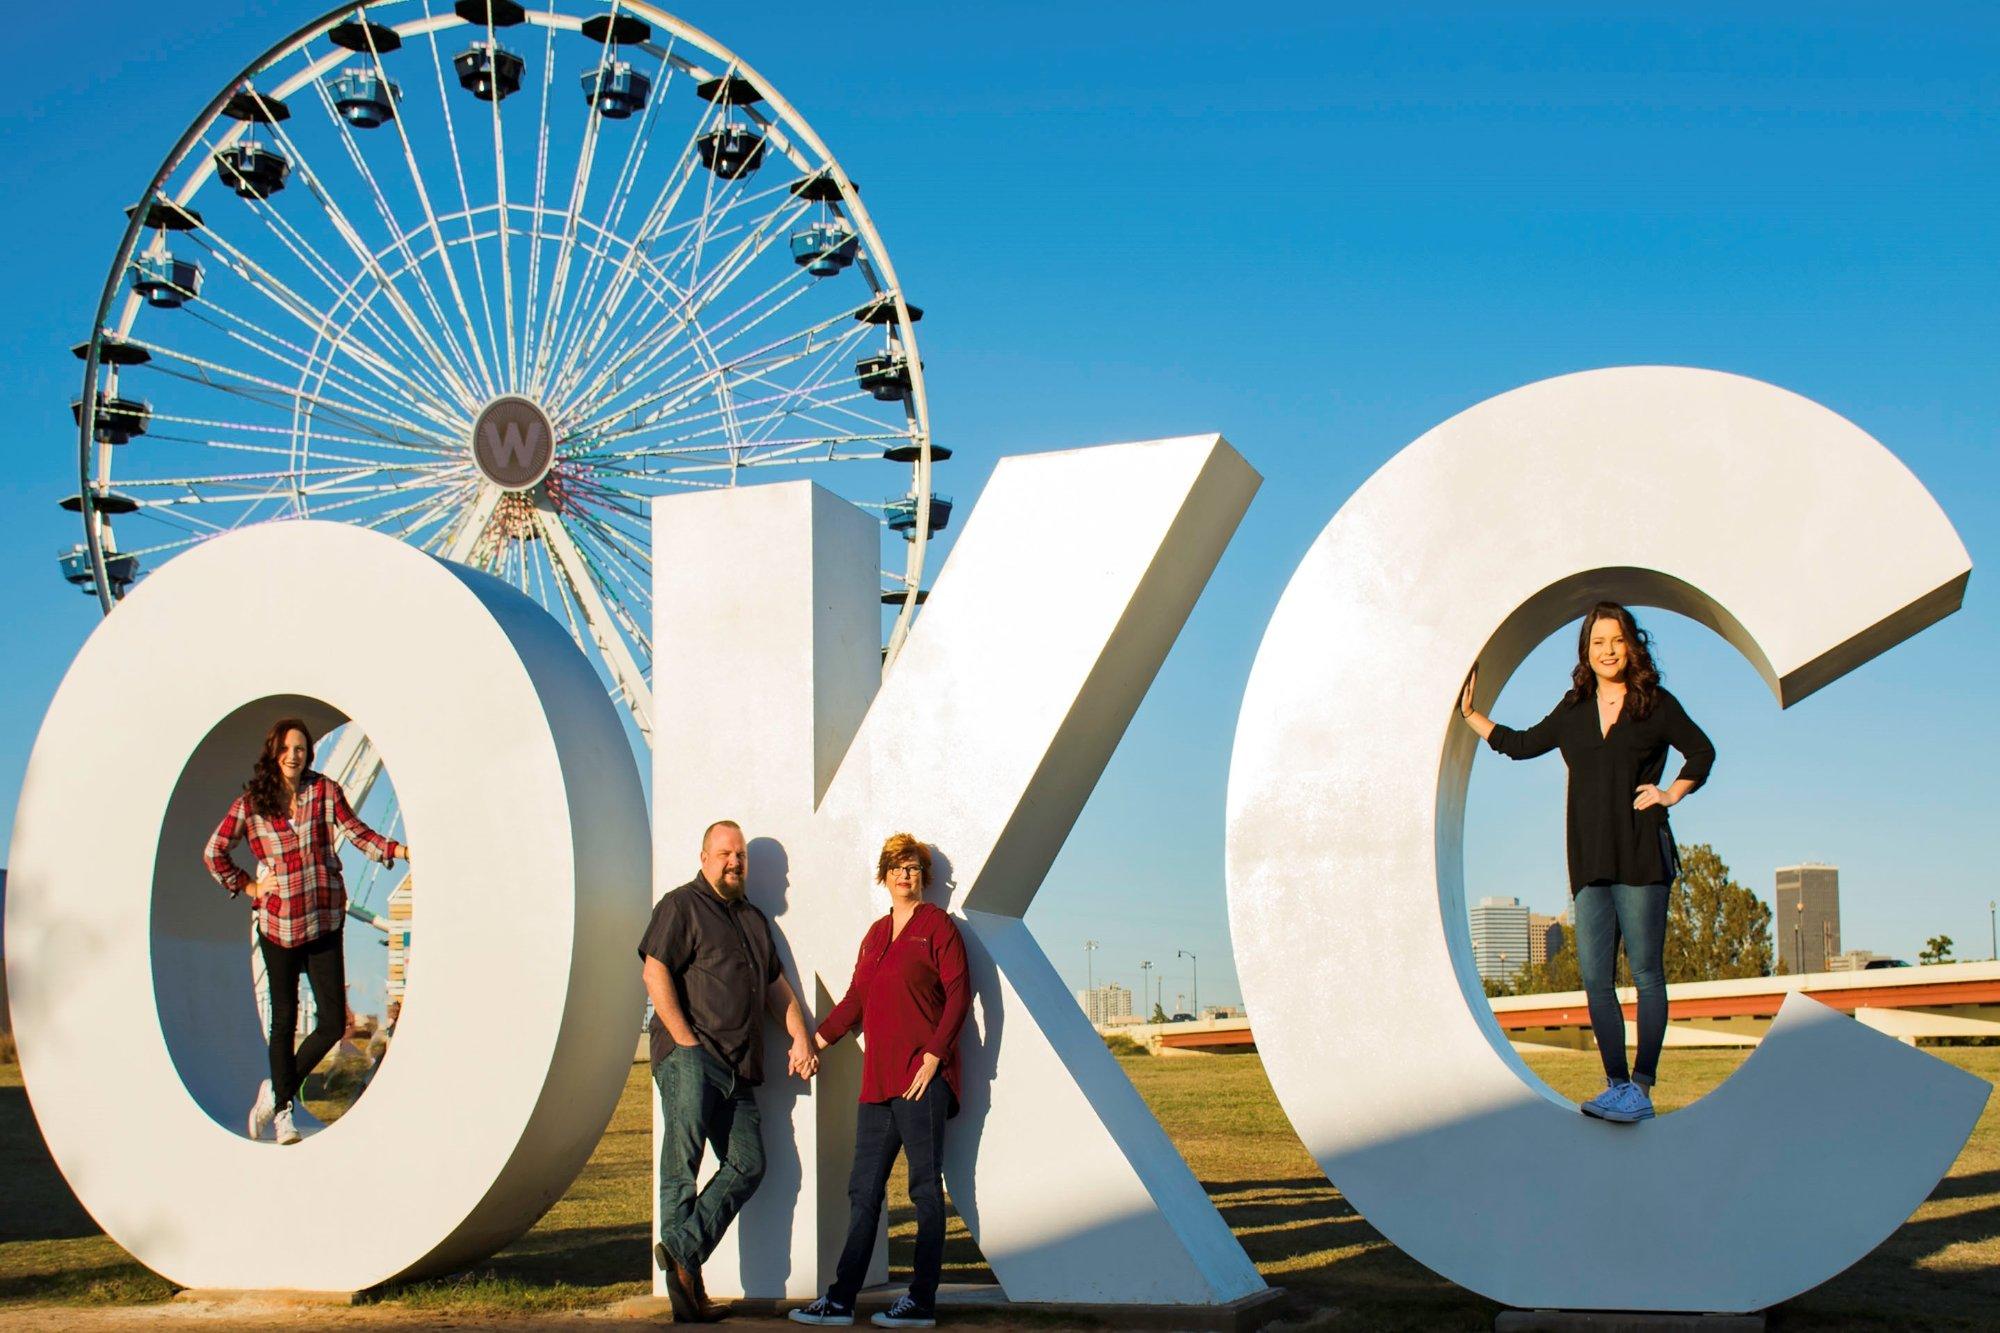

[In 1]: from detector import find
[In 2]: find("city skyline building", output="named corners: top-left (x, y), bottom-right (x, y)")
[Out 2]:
top-left (1828, 949), bottom-right (1892, 972)
top-left (1075, 982), bottom-right (1134, 1025)
top-left (1775, 864), bottom-right (1841, 975)
top-left (1528, 911), bottom-right (1565, 968)
top-left (1470, 896), bottom-right (1531, 985)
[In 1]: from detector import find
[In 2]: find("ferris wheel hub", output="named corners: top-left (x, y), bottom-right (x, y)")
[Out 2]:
top-left (469, 394), bottom-right (556, 491)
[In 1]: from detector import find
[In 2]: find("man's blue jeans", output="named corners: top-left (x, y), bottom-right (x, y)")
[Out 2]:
top-left (1573, 881), bottom-right (1669, 1087)
top-left (654, 1044), bottom-right (765, 1268)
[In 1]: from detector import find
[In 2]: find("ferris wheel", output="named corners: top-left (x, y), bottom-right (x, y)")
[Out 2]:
top-left (68, 0), bottom-right (946, 757)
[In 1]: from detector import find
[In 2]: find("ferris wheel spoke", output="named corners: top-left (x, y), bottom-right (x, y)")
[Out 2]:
top-left (134, 338), bottom-right (457, 451)
top-left (558, 207), bottom-right (818, 420)
top-left (564, 305), bottom-right (859, 449)
top-left (184, 176), bottom-right (474, 416)
top-left (113, 228), bottom-right (446, 435)
top-left (557, 206), bottom-right (821, 432)
top-left (140, 409), bottom-right (454, 459)
top-left (353, 475), bottom-right (481, 541)
top-left (548, 146), bottom-right (802, 414)
top-left (168, 300), bottom-right (462, 442)
top-left (586, 370), bottom-right (883, 461)
top-left (527, 11), bottom-right (627, 400)
top-left (401, 12), bottom-right (508, 398)
top-left (286, 72), bottom-right (496, 401)
top-left (542, 55), bottom-right (736, 406)
top-left (513, 7), bottom-right (562, 390)
top-left (539, 39), bottom-right (679, 402)
top-left (728, 315), bottom-right (885, 440)
top-left (182, 217), bottom-right (469, 421)
top-left (208, 121), bottom-right (483, 414)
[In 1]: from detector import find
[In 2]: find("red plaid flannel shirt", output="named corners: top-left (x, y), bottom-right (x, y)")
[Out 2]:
top-left (203, 770), bottom-right (399, 948)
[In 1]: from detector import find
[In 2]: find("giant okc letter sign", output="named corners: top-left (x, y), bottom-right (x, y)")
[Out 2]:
top-left (6, 379), bottom-right (1984, 1305)
top-left (649, 436), bottom-right (1267, 1303)
top-left (1227, 366), bottom-right (1990, 1312)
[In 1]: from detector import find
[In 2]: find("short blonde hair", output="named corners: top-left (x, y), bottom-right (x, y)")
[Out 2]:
top-left (875, 832), bottom-right (933, 887)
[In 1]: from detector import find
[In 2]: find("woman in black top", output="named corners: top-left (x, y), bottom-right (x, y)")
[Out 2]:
top-left (1460, 601), bottom-right (1714, 1124)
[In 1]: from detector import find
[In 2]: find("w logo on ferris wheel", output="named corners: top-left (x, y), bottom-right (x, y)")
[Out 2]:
top-left (483, 417), bottom-right (542, 469)
top-left (471, 396), bottom-right (555, 491)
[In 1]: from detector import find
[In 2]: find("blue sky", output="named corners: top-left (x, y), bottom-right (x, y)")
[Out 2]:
top-left (2, 2), bottom-right (1996, 1016)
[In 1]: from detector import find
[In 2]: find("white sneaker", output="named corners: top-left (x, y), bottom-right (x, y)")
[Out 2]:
top-left (273, 1104), bottom-right (302, 1145)
top-left (246, 1079), bottom-right (276, 1141)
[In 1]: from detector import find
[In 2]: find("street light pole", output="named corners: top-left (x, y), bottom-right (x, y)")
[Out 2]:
top-left (1084, 939), bottom-right (1099, 1000)
top-left (1178, 948), bottom-right (1198, 1018)
top-left (1139, 960), bottom-right (1152, 1020)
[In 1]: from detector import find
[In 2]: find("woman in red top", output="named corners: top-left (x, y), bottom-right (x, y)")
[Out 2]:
top-left (791, 834), bottom-right (969, 1329)
top-left (203, 717), bottom-right (406, 1145)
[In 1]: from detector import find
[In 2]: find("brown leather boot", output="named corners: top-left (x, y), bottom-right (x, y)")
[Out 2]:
top-left (655, 1242), bottom-right (700, 1322)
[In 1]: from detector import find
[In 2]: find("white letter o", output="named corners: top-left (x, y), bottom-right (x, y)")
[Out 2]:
top-left (5, 521), bottom-right (648, 1292)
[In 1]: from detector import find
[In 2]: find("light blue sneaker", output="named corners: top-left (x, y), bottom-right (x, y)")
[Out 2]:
top-left (1579, 1080), bottom-right (1626, 1120)
top-left (1595, 1080), bottom-right (1655, 1124)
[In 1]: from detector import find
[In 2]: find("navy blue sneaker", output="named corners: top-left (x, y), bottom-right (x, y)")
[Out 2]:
top-left (872, 1295), bottom-right (937, 1327)
top-left (790, 1294), bottom-right (856, 1326)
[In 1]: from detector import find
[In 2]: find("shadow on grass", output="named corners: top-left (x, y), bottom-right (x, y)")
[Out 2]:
top-left (369, 1223), bottom-right (650, 1311)
top-left (0, 1262), bottom-right (175, 1306)
top-left (0, 1085), bottom-right (100, 1245)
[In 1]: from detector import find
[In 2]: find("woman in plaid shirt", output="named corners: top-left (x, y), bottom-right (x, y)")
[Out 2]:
top-left (203, 717), bottom-right (407, 1144)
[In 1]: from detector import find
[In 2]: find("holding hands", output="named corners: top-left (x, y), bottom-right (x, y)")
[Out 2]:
top-left (787, 1037), bottom-right (820, 1081)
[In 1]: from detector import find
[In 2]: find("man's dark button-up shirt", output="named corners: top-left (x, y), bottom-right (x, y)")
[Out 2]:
top-left (638, 874), bottom-right (781, 1081)
top-left (1487, 686), bottom-right (1716, 892)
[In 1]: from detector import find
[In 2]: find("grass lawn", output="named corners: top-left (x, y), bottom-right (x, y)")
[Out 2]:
top-left (2, 1046), bottom-right (1995, 1328)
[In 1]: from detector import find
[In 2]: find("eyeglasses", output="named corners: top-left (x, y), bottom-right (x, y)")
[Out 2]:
top-left (886, 863), bottom-right (923, 877)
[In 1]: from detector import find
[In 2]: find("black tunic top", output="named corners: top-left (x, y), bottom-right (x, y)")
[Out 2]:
top-left (1486, 686), bottom-right (1715, 892)
top-left (637, 875), bottom-right (783, 1080)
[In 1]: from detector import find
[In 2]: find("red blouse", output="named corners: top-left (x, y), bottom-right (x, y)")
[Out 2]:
top-left (817, 902), bottom-right (971, 1107)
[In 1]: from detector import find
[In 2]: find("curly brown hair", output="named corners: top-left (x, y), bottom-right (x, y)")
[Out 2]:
top-left (1563, 602), bottom-right (1662, 720)
top-left (875, 832), bottom-right (933, 888)
top-left (245, 716), bottom-right (315, 819)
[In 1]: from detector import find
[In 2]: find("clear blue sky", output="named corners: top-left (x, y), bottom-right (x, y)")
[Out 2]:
top-left (2, 2), bottom-right (1996, 1017)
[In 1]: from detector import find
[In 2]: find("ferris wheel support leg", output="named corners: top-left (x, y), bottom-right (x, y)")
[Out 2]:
top-left (442, 485), bottom-right (506, 565)
top-left (535, 495), bottom-right (654, 744)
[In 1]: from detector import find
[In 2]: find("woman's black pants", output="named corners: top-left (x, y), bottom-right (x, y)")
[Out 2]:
top-left (828, 1082), bottom-right (951, 1309)
top-left (259, 930), bottom-right (346, 1110)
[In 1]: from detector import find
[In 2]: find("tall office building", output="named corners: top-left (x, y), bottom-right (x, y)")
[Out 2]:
top-left (1528, 912), bottom-right (1565, 967)
top-left (1775, 864), bottom-right (1841, 975)
top-left (1470, 896), bottom-right (1532, 984)
top-left (1075, 983), bottom-right (1134, 1025)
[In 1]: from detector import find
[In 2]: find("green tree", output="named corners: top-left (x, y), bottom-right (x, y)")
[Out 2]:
top-left (1663, 843), bottom-right (1773, 982)
top-left (1920, 934), bottom-right (1955, 965)
top-left (1481, 976), bottom-right (1512, 998)
top-left (1509, 936), bottom-right (1581, 997)
top-left (1149, 1002), bottom-right (1169, 1024)
top-left (1501, 843), bottom-right (1771, 997)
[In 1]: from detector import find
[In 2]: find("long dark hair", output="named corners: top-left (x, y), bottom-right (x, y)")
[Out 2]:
top-left (1563, 602), bottom-right (1662, 720)
top-left (245, 716), bottom-right (314, 819)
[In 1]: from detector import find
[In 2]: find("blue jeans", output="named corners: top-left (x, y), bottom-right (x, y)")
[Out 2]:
top-left (654, 1045), bottom-right (765, 1267)
top-left (1573, 881), bottom-right (1668, 1087)
top-left (829, 1083), bottom-right (951, 1309)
